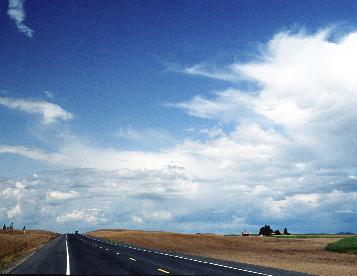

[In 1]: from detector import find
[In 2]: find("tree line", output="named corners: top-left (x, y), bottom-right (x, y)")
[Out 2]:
top-left (2, 222), bottom-right (25, 231)
top-left (259, 225), bottom-right (290, 236)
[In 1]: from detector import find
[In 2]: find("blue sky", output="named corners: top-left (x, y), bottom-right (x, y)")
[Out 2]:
top-left (1, 0), bottom-right (357, 234)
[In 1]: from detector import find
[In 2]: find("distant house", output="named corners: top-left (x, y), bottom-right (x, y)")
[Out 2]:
top-left (242, 230), bottom-right (250, 236)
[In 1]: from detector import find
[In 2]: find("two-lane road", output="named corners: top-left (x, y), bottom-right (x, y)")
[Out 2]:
top-left (12, 234), bottom-right (311, 275)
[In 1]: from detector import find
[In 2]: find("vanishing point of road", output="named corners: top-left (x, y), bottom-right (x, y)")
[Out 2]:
top-left (11, 234), bottom-right (311, 275)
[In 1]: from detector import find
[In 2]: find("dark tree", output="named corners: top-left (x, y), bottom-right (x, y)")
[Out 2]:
top-left (23, 226), bottom-right (26, 231)
top-left (10, 222), bottom-right (13, 230)
top-left (259, 225), bottom-right (274, 236)
top-left (283, 227), bottom-right (290, 235)
top-left (3, 224), bottom-right (6, 230)
top-left (274, 230), bottom-right (281, 235)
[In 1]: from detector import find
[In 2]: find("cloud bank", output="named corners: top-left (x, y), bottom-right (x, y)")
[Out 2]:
top-left (7, 0), bottom-right (34, 37)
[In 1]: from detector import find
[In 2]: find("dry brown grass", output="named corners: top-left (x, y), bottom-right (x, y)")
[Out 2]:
top-left (88, 229), bottom-right (357, 276)
top-left (0, 229), bottom-right (58, 271)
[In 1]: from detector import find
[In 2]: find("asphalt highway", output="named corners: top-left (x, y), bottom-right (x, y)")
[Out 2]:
top-left (11, 234), bottom-right (311, 275)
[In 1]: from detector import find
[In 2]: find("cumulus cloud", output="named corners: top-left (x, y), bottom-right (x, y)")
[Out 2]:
top-left (131, 216), bottom-right (144, 224)
top-left (7, 0), bottom-right (33, 37)
top-left (176, 29), bottom-right (357, 166)
top-left (0, 97), bottom-right (73, 124)
top-left (56, 209), bottom-right (99, 224)
top-left (7, 204), bottom-right (21, 218)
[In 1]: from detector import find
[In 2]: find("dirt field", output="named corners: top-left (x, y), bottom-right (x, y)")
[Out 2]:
top-left (0, 229), bottom-right (58, 271)
top-left (88, 229), bottom-right (357, 276)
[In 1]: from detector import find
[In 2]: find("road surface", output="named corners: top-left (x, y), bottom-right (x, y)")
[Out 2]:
top-left (12, 234), bottom-right (311, 275)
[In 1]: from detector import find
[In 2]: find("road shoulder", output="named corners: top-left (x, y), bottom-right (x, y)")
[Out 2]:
top-left (0, 246), bottom-right (41, 274)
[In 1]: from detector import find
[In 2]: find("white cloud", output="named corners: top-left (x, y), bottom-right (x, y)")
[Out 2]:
top-left (47, 191), bottom-right (78, 200)
top-left (44, 91), bottom-right (54, 99)
top-left (175, 29), bottom-right (357, 165)
top-left (169, 89), bottom-right (256, 122)
top-left (0, 97), bottom-right (73, 124)
top-left (149, 210), bottom-right (172, 221)
top-left (7, 204), bottom-right (21, 218)
top-left (0, 145), bottom-right (63, 163)
top-left (178, 29), bottom-right (357, 127)
top-left (264, 193), bottom-right (320, 218)
top-left (183, 64), bottom-right (239, 81)
top-left (131, 216), bottom-right (144, 224)
top-left (7, 0), bottom-right (33, 37)
top-left (56, 209), bottom-right (98, 224)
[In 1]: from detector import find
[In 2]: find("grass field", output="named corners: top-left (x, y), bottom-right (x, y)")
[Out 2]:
top-left (272, 234), bottom-right (352, 239)
top-left (0, 229), bottom-right (58, 271)
top-left (88, 229), bottom-right (357, 276)
top-left (326, 236), bottom-right (357, 254)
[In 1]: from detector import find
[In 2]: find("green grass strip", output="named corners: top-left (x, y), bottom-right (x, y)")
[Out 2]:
top-left (325, 236), bottom-right (357, 254)
top-left (272, 235), bottom-right (344, 239)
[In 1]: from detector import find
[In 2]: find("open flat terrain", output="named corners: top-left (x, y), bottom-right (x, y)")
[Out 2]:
top-left (0, 229), bottom-right (58, 271)
top-left (88, 229), bottom-right (357, 276)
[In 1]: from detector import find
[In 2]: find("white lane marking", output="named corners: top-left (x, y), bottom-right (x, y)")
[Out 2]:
top-left (100, 246), bottom-right (102, 249)
top-left (129, 257), bottom-right (136, 261)
top-left (65, 235), bottom-right (70, 275)
top-left (106, 248), bottom-right (109, 251)
top-left (116, 252), bottom-right (120, 255)
top-left (157, 268), bottom-right (170, 274)
top-left (83, 235), bottom-right (271, 276)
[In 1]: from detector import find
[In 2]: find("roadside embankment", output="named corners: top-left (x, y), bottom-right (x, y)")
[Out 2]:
top-left (0, 229), bottom-right (58, 272)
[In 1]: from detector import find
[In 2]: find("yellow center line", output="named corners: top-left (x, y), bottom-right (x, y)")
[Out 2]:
top-left (158, 268), bottom-right (170, 274)
top-left (129, 257), bottom-right (136, 261)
